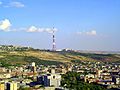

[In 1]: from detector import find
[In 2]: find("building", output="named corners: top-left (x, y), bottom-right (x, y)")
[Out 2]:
top-left (0, 83), bottom-right (5, 90)
top-left (37, 73), bottom-right (61, 87)
top-left (84, 74), bottom-right (95, 83)
top-left (31, 62), bottom-right (35, 67)
top-left (96, 70), bottom-right (102, 78)
top-left (51, 69), bottom-right (55, 74)
top-left (0, 73), bottom-right (11, 79)
top-left (7, 82), bottom-right (17, 90)
top-left (112, 76), bottom-right (120, 85)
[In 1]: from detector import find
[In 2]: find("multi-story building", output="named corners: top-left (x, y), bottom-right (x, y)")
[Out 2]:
top-left (37, 73), bottom-right (61, 87)
top-left (6, 82), bottom-right (17, 90)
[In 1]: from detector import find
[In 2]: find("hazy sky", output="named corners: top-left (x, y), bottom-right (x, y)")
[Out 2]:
top-left (0, 0), bottom-right (120, 51)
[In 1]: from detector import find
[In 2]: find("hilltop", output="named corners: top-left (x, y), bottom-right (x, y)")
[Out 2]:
top-left (0, 45), bottom-right (120, 66)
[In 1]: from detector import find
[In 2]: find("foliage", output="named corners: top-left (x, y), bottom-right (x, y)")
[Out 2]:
top-left (25, 56), bottom-right (63, 65)
top-left (61, 71), bottom-right (106, 90)
top-left (18, 87), bottom-right (33, 90)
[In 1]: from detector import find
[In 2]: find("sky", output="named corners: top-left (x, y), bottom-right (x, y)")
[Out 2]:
top-left (0, 0), bottom-right (120, 51)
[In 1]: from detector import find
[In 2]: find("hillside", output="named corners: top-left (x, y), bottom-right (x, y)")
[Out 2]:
top-left (0, 45), bottom-right (120, 66)
top-left (0, 50), bottom-right (95, 66)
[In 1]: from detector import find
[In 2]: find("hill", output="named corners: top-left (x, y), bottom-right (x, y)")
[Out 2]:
top-left (0, 45), bottom-right (120, 66)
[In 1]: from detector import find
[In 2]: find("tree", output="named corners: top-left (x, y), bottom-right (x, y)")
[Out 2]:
top-left (61, 71), bottom-right (106, 90)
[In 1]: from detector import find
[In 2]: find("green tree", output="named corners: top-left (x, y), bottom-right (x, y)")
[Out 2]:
top-left (61, 71), bottom-right (106, 90)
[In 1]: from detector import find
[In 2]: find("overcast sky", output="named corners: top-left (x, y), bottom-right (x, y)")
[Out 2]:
top-left (0, 0), bottom-right (120, 51)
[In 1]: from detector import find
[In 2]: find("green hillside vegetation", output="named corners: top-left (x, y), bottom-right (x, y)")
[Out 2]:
top-left (0, 46), bottom-right (120, 66)
top-left (61, 71), bottom-right (106, 90)
top-left (63, 51), bottom-right (120, 62)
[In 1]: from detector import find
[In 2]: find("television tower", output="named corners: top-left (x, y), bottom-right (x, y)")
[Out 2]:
top-left (52, 28), bottom-right (56, 51)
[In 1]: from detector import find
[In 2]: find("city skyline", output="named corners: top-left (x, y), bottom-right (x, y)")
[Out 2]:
top-left (0, 0), bottom-right (120, 51)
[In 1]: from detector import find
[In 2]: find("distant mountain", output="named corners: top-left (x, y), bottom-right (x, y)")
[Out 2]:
top-left (77, 50), bottom-right (120, 54)
top-left (0, 45), bottom-right (120, 66)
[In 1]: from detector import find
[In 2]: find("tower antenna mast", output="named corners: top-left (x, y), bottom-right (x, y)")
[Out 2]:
top-left (52, 27), bottom-right (56, 51)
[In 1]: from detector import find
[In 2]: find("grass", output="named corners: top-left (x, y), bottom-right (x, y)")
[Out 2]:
top-left (0, 50), bottom-right (120, 66)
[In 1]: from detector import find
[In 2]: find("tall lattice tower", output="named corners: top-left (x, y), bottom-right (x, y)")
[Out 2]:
top-left (52, 28), bottom-right (56, 51)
